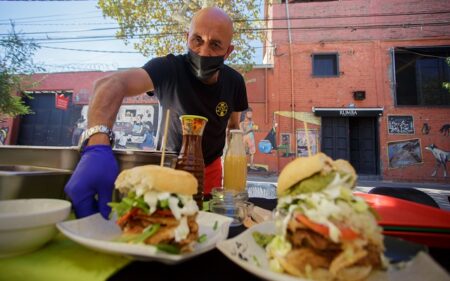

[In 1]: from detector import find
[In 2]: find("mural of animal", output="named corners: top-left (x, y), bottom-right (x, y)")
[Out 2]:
top-left (440, 124), bottom-right (450, 136)
top-left (425, 144), bottom-right (450, 177)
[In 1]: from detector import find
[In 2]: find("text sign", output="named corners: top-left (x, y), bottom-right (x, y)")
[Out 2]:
top-left (55, 94), bottom-right (69, 110)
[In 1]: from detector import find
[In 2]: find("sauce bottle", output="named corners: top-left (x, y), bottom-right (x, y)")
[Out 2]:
top-left (175, 115), bottom-right (208, 208)
top-left (223, 129), bottom-right (248, 192)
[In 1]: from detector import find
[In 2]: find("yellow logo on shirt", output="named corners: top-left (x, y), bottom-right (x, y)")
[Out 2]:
top-left (216, 102), bottom-right (228, 117)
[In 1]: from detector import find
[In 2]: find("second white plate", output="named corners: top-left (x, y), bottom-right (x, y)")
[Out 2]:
top-left (57, 211), bottom-right (232, 264)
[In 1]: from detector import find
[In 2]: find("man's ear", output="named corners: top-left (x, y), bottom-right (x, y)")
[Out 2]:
top-left (224, 44), bottom-right (234, 60)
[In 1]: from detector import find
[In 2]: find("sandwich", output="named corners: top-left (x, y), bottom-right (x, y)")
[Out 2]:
top-left (266, 153), bottom-right (386, 281)
top-left (109, 165), bottom-right (199, 253)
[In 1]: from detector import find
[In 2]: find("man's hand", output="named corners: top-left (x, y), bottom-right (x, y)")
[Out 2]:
top-left (64, 145), bottom-right (119, 219)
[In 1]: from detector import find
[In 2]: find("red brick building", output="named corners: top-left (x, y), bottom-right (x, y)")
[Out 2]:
top-left (2, 0), bottom-right (450, 183)
top-left (254, 0), bottom-right (450, 183)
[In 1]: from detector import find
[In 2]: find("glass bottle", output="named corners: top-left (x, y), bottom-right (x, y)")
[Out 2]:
top-left (223, 129), bottom-right (248, 192)
top-left (175, 115), bottom-right (208, 208)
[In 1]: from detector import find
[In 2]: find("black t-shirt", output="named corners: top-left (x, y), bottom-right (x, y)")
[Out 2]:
top-left (142, 54), bottom-right (248, 165)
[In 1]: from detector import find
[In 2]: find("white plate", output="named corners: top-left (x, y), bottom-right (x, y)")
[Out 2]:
top-left (218, 221), bottom-right (395, 281)
top-left (217, 222), bottom-right (450, 281)
top-left (57, 211), bottom-right (233, 264)
top-left (217, 221), bottom-right (304, 281)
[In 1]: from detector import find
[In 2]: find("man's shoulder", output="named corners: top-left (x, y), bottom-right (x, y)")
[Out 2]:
top-left (151, 53), bottom-right (185, 64)
top-left (222, 65), bottom-right (245, 83)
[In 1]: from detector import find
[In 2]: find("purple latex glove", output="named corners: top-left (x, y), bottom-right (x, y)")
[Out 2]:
top-left (64, 145), bottom-right (119, 219)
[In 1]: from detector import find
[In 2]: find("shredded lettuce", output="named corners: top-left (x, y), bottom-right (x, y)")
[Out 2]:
top-left (156, 244), bottom-right (181, 254)
top-left (252, 231), bottom-right (275, 248)
top-left (133, 224), bottom-right (161, 244)
top-left (108, 192), bottom-right (149, 218)
top-left (266, 235), bottom-right (291, 257)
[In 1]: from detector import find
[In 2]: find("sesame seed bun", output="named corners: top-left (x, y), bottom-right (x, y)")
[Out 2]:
top-left (115, 165), bottom-right (198, 195)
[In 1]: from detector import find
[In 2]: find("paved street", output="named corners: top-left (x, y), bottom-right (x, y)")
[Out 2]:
top-left (247, 173), bottom-right (450, 211)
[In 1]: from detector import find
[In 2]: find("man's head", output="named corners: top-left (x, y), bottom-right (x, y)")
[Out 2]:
top-left (188, 7), bottom-right (234, 58)
top-left (186, 7), bottom-right (234, 83)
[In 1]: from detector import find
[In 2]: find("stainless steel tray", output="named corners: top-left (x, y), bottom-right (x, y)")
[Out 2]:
top-left (0, 146), bottom-right (178, 200)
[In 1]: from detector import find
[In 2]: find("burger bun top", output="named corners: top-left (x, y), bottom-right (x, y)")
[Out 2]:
top-left (277, 153), bottom-right (357, 196)
top-left (115, 165), bottom-right (198, 195)
top-left (277, 153), bottom-right (333, 196)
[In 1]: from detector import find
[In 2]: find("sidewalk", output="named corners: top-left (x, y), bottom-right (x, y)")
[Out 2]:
top-left (248, 171), bottom-right (450, 191)
top-left (247, 171), bottom-right (450, 210)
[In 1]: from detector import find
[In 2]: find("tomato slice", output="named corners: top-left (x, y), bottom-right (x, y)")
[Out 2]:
top-left (116, 207), bottom-right (139, 226)
top-left (155, 209), bottom-right (173, 217)
top-left (295, 214), bottom-right (359, 241)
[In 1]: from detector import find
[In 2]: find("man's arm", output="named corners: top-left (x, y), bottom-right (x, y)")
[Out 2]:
top-left (87, 68), bottom-right (154, 145)
top-left (227, 112), bottom-right (241, 130)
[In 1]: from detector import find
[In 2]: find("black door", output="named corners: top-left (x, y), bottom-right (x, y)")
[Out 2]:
top-left (18, 92), bottom-right (82, 146)
top-left (322, 117), bottom-right (378, 175)
top-left (322, 117), bottom-right (349, 160)
top-left (349, 118), bottom-right (379, 175)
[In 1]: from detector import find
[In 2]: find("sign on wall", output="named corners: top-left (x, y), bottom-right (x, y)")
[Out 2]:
top-left (55, 93), bottom-right (69, 110)
top-left (387, 138), bottom-right (423, 169)
top-left (296, 129), bottom-right (319, 157)
top-left (388, 115), bottom-right (415, 135)
top-left (279, 133), bottom-right (292, 157)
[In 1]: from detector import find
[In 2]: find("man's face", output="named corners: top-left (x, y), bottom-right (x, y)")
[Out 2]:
top-left (187, 11), bottom-right (234, 59)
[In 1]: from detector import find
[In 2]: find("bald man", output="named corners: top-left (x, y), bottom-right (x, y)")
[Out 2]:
top-left (65, 7), bottom-right (249, 218)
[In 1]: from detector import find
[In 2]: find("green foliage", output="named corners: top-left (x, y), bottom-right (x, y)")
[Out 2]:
top-left (444, 57), bottom-right (450, 92)
top-left (97, 0), bottom-right (264, 70)
top-left (0, 22), bottom-right (44, 118)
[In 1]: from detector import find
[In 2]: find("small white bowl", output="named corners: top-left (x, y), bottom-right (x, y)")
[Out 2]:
top-left (0, 198), bottom-right (71, 258)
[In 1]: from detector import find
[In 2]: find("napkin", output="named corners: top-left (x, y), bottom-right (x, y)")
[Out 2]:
top-left (0, 233), bottom-right (130, 281)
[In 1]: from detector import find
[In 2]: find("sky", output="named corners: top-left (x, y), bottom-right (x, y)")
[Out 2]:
top-left (0, 1), bottom-right (264, 73)
top-left (0, 1), bottom-right (162, 72)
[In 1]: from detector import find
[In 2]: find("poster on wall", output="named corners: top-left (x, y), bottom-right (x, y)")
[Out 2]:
top-left (80, 104), bottom-right (158, 150)
top-left (387, 138), bottom-right (423, 169)
top-left (280, 133), bottom-right (291, 157)
top-left (387, 115), bottom-right (415, 135)
top-left (296, 129), bottom-right (319, 157)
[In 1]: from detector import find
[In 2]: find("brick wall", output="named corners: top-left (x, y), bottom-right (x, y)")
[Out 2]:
top-left (262, 0), bottom-right (450, 183)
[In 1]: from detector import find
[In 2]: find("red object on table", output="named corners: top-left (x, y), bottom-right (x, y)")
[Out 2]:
top-left (355, 192), bottom-right (450, 248)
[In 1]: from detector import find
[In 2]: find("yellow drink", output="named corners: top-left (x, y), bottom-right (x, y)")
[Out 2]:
top-left (223, 154), bottom-right (248, 192)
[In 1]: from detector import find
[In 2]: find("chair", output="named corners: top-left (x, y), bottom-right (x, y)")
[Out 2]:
top-left (369, 187), bottom-right (439, 208)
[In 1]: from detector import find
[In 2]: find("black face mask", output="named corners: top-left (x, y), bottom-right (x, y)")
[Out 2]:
top-left (186, 49), bottom-right (224, 82)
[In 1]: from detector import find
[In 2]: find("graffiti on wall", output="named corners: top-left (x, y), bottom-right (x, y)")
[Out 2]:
top-left (440, 124), bottom-right (450, 136)
top-left (274, 111), bottom-right (321, 158)
top-left (296, 129), bottom-right (319, 157)
top-left (387, 138), bottom-right (423, 169)
top-left (388, 115), bottom-right (414, 135)
top-left (425, 144), bottom-right (450, 177)
top-left (80, 104), bottom-right (158, 150)
top-left (239, 107), bottom-right (257, 169)
top-left (0, 127), bottom-right (8, 145)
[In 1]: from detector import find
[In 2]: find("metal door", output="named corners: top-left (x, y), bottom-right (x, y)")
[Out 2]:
top-left (17, 92), bottom-right (81, 146)
top-left (322, 117), bottom-right (378, 175)
top-left (321, 117), bottom-right (349, 160)
top-left (349, 118), bottom-right (378, 174)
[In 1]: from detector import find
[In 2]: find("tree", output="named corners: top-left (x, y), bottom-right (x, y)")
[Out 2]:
top-left (0, 22), bottom-right (44, 118)
top-left (443, 57), bottom-right (450, 92)
top-left (97, 0), bottom-right (264, 70)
